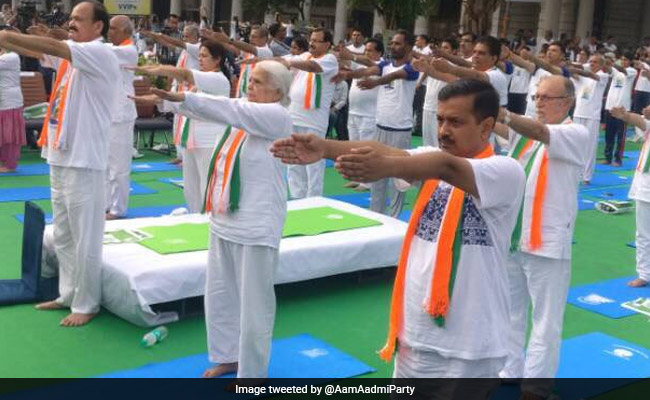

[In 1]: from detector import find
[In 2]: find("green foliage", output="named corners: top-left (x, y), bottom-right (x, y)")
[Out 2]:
top-left (137, 55), bottom-right (169, 90)
top-left (349, 0), bottom-right (439, 30)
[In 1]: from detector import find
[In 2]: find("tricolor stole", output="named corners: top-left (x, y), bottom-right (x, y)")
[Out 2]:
top-left (508, 135), bottom-right (547, 252)
top-left (37, 60), bottom-right (73, 150)
top-left (379, 145), bottom-right (495, 362)
top-left (637, 130), bottom-right (650, 174)
top-left (202, 126), bottom-right (248, 215)
top-left (302, 54), bottom-right (322, 110)
top-left (236, 53), bottom-right (255, 98)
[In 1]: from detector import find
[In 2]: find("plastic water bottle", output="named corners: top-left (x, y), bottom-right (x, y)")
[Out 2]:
top-left (141, 326), bottom-right (168, 348)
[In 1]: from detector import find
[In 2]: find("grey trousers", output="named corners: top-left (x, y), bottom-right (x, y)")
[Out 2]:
top-left (370, 126), bottom-right (412, 217)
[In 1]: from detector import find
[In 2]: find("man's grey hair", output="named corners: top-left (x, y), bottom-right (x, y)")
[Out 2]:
top-left (255, 60), bottom-right (293, 107)
top-left (252, 24), bottom-right (269, 38)
top-left (590, 53), bottom-right (604, 66)
top-left (184, 23), bottom-right (199, 39)
top-left (539, 75), bottom-right (575, 99)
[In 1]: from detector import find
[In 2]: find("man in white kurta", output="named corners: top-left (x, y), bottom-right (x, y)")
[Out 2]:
top-left (610, 106), bottom-right (650, 287)
top-left (497, 77), bottom-right (589, 398)
top-left (106, 16), bottom-right (138, 219)
top-left (286, 28), bottom-right (338, 199)
top-left (270, 79), bottom-right (525, 395)
top-left (0, 1), bottom-right (120, 326)
top-left (571, 55), bottom-right (608, 184)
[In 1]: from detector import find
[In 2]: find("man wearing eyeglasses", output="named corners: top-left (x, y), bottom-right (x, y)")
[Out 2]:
top-left (493, 76), bottom-right (589, 399)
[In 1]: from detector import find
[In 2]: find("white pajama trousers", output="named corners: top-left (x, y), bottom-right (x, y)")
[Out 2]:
top-left (371, 127), bottom-right (411, 217)
top-left (501, 252), bottom-right (571, 396)
top-left (347, 114), bottom-right (377, 142)
top-left (106, 121), bottom-right (135, 217)
top-left (393, 343), bottom-right (503, 400)
top-left (422, 110), bottom-right (439, 148)
top-left (288, 125), bottom-right (326, 199)
top-left (51, 166), bottom-right (105, 314)
top-left (636, 200), bottom-right (650, 282)
top-left (205, 233), bottom-right (278, 379)
top-left (182, 148), bottom-right (213, 213)
top-left (574, 117), bottom-right (600, 182)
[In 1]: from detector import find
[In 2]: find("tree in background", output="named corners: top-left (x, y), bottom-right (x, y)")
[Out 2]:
top-left (243, 0), bottom-right (336, 24)
top-left (350, 0), bottom-right (439, 31)
top-left (460, 0), bottom-right (503, 36)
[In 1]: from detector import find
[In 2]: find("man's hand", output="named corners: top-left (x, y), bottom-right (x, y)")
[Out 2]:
top-left (151, 88), bottom-right (186, 102)
top-left (129, 94), bottom-right (162, 106)
top-left (331, 69), bottom-right (352, 83)
top-left (357, 78), bottom-right (380, 90)
top-left (335, 147), bottom-right (391, 183)
top-left (139, 30), bottom-right (158, 39)
top-left (432, 58), bottom-right (452, 73)
top-left (48, 26), bottom-right (69, 41)
top-left (643, 106), bottom-right (650, 120)
top-left (206, 29), bottom-right (229, 44)
top-left (270, 134), bottom-right (326, 165)
top-left (611, 106), bottom-right (627, 121)
top-left (412, 57), bottom-right (430, 73)
top-left (26, 24), bottom-right (49, 37)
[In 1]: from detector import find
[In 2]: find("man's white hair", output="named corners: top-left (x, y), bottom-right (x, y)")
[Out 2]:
top-left (255, 60), bottom-right (293, 107)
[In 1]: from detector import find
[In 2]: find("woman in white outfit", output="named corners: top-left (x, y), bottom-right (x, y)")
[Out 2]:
top-left (150, 60), bottom-right (293, 380)
top-left (132, 41), bottom-right (231, 213)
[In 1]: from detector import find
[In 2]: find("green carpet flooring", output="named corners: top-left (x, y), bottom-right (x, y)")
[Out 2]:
top-left (0, 133), bottom-right (648, 395)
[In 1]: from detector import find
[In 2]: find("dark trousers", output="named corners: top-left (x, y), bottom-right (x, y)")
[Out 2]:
top-left (507, 93), bottom-right (528, 115)
top-left (633, 90), bottom-right (650, 114)
top-left (604, 110), bottom-right (627, 163)
top-left (328, 106), bottom-right (349, 141)
top-left (413, 84), bottom-right (426, 135)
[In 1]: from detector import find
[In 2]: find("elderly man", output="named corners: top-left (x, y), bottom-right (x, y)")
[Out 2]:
top-left (0, 0), bottom-right (120, 326)
top-left (272, 80), bottom-right (525, 392)
top-left (494, 76), bottom-right (589, 398)
top-left (105, 16), bottom-right (138, 220)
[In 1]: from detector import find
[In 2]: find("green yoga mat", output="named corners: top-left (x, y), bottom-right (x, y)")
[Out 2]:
top-left (137, 206), bottom-right (382, 255)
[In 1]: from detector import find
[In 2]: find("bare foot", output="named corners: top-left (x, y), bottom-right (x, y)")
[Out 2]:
top-left (60, 313), bottom-right (97, 327)
top-left (35, 301), bottom-right (66, 310)
top-left (628, 278), bottom-right (648, 287)
top-left (105, 213), bottom-right (123, 221)
top-left (0, 166), bottom-right (15, 173)
top-left (202, 362), bottom-right (238, 378)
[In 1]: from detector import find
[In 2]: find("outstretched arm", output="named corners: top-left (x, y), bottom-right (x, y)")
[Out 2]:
top-left (128, 65), bottom-right (194, 85)
top-left (203, 29), bottom-right (259, 56)
top-left (530, 54), bottom-right (564, 75)
top-left (0, 30), bottom-right (70, 61)
top-left (432, 58), bottom-right (488, 82)
top-left (498, 108), bottom-right (550, 144)
top-left (412, 57), bottom-right (461, 83)
top-left (568, 67), bottom-right (599, 81)
top-left (508, 49), bottom-right (536, 74)
top-left (611, 106), bottom-right (648, 131)
top-left (435, 48), bottom-right (472, 68)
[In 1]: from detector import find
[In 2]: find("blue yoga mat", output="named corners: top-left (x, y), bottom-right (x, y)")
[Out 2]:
top-left (98, 333), bottom-right (374, 378)
top-left (578, 196), bottom-right (596, 211)
top-left (595, 158), bottom-right (638, 172)
top-left (131, 162), bottom-right (181, 173)
top-left (14, 204), bottom-right (185, 225)
top-left (325, 159), bottom-right (334, 168)
top-left (582, 173), bottom-right (632, 189)
top-left (398, 209), bottom-right (411, 223)
top-left (567, 276), bottom-right (650, 318)
top-left (582, 186), bottom-right (630, 201)
top-left (628, 241), bottom-right (637, 249)
top-left (556, 332), bottom-right (650, 378)
top-left (2, 162), bottom-right (179, 177)
top-left (0, 182), bottom-right (156, 203)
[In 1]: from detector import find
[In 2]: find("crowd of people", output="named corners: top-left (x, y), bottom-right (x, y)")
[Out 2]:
top-left (2, 0), bottom-right (650, 395)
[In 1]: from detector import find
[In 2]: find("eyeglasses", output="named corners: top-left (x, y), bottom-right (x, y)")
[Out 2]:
top-left (534, 95), bottom-right (569, 102)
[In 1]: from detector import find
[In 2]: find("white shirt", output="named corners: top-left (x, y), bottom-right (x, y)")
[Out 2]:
top-left (376, 60), bottom-right (419, 130)
top-left (348, 60), bottom-right (381, 118)
top-left (109, 43), bottom-right (138, 123)
top-left (43, 39), bottom-right (120, 171)
top-left (236, 45), bottom-right (273, 98)
top-left (177, 43), bottom-right (201, 71)
top-left (629, 121), bottom-right (650, 203)
top-left (573, 71), bottom-right (609, 120)
top-left (525, 68), bottom-right (552, 118)
top-left (331, 80), bottom-right (348, 111)
top-left (0, 52), bottom-right (23, 110)
top-left (180, 94), bottom-right (292, 249)
top-left (635, 62), bottom-right (650, 93)
top-left (509, 65), bottom-right (531, 94)
top-left (164, 70), bottom-right (231, 149)
top-left (508, 120), bottom-right (590, 259)
top-left (486, 66), bottom-right (508, 106)
top-left (346, 43), bottom-right (365, 55)
top-left (288, 52), bottom-right (339, 133)
top-left (605, 67), bottom-right (637, 111)
top-left (402, 151), bottom-right (525, 360)
top-left (422, 76), bottom-right (447, 113)
top-left (413, 46), bottom-right (433, 57)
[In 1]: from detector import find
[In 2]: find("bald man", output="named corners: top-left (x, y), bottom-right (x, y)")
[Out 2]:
top-left (105, 15), bottom-right (138, 220)
top-left (0, 1), bottom-right (120, 326)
